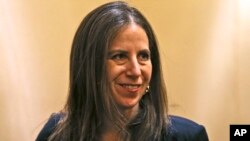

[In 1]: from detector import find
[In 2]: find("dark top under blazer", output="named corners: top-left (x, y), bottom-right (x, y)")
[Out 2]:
top-left (36, 114), bottom-right (209, 141)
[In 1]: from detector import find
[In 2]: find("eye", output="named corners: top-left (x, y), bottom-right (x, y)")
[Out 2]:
top-left (138, 51), bottom-right (150, 61)
top-left (111, 53), bottom-right (127, 60)
top-left (110, 53), bottom-right (128, 64)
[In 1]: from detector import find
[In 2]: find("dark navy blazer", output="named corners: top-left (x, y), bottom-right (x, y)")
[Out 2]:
top-left (36, 114), bottom-right (209, 141)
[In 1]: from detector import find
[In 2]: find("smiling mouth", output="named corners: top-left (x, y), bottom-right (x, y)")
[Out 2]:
top-left (120, 84), bottom-right (141, 89)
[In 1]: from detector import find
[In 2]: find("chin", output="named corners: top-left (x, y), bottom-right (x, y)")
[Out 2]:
top-left (117, 99), bottom-right (140, 110)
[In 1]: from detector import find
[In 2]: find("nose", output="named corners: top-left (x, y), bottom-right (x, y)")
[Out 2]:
top-left (126, 57), bottom-right (141, 78)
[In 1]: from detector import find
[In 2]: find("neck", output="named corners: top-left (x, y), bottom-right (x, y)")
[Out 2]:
top-left (119, 103), bottom-right (139, 120)
top-left (99, 104), bottom-right (140, 141)
top-left (99, 119), bottom-right (119, 141)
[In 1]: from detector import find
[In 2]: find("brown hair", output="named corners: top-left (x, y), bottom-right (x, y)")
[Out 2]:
top-left (49, 1), bottom-right (168, 141)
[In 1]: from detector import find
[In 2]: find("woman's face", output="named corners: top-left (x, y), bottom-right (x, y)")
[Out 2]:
top-left (106, 24), bottom-right (152, 117)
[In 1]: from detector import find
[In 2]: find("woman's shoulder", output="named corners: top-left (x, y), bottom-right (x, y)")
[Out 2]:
top-left (164, 115), bottom-right (209, 141)
top-left (36, 114), bottom-right (209, 141)
top-left (36, 113), bottom-right (64, 141)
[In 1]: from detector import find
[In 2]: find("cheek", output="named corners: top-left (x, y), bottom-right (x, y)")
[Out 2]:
top-left (106, 65), bottom-right (114, 82)
top-left (106, 61), bottom-right (125, 81)
top-left (145, 63), bottom-right (152, 82)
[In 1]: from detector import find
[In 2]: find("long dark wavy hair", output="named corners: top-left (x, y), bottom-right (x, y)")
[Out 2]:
top-left (49, 1), bottom-right (168, 141)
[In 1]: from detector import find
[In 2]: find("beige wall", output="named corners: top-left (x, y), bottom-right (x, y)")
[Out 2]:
top-left (0, 0), bottom-right (249, 141)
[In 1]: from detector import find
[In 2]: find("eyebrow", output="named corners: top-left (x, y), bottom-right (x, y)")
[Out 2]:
top-left (139, 49), bottom-right (151, 54)
top-left (108, 49), bottom-right (151, 55)
top-left (108, 49), bottom-right (128, 56)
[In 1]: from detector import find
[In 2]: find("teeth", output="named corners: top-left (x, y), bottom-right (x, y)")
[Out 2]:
top-left (122, 84), bottom-right (139, 89)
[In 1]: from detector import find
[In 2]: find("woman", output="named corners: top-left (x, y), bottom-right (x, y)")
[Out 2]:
top-left (36, 1), bottom-right (209, 141)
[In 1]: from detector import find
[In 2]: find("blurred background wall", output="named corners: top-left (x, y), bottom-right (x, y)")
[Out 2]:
top-left (0, 0), bottom-right (249, 141)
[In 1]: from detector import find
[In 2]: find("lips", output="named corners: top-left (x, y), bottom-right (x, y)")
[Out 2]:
top-left (118, 84), bottom-right (141, 93)
top-left (120, 84), bottom-right (140, 89)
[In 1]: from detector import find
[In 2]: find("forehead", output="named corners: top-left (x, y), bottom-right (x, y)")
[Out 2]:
top-left (116, 24), bottom-right (147, 39)
top-left (110, 24), bottom-right (149, 49)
